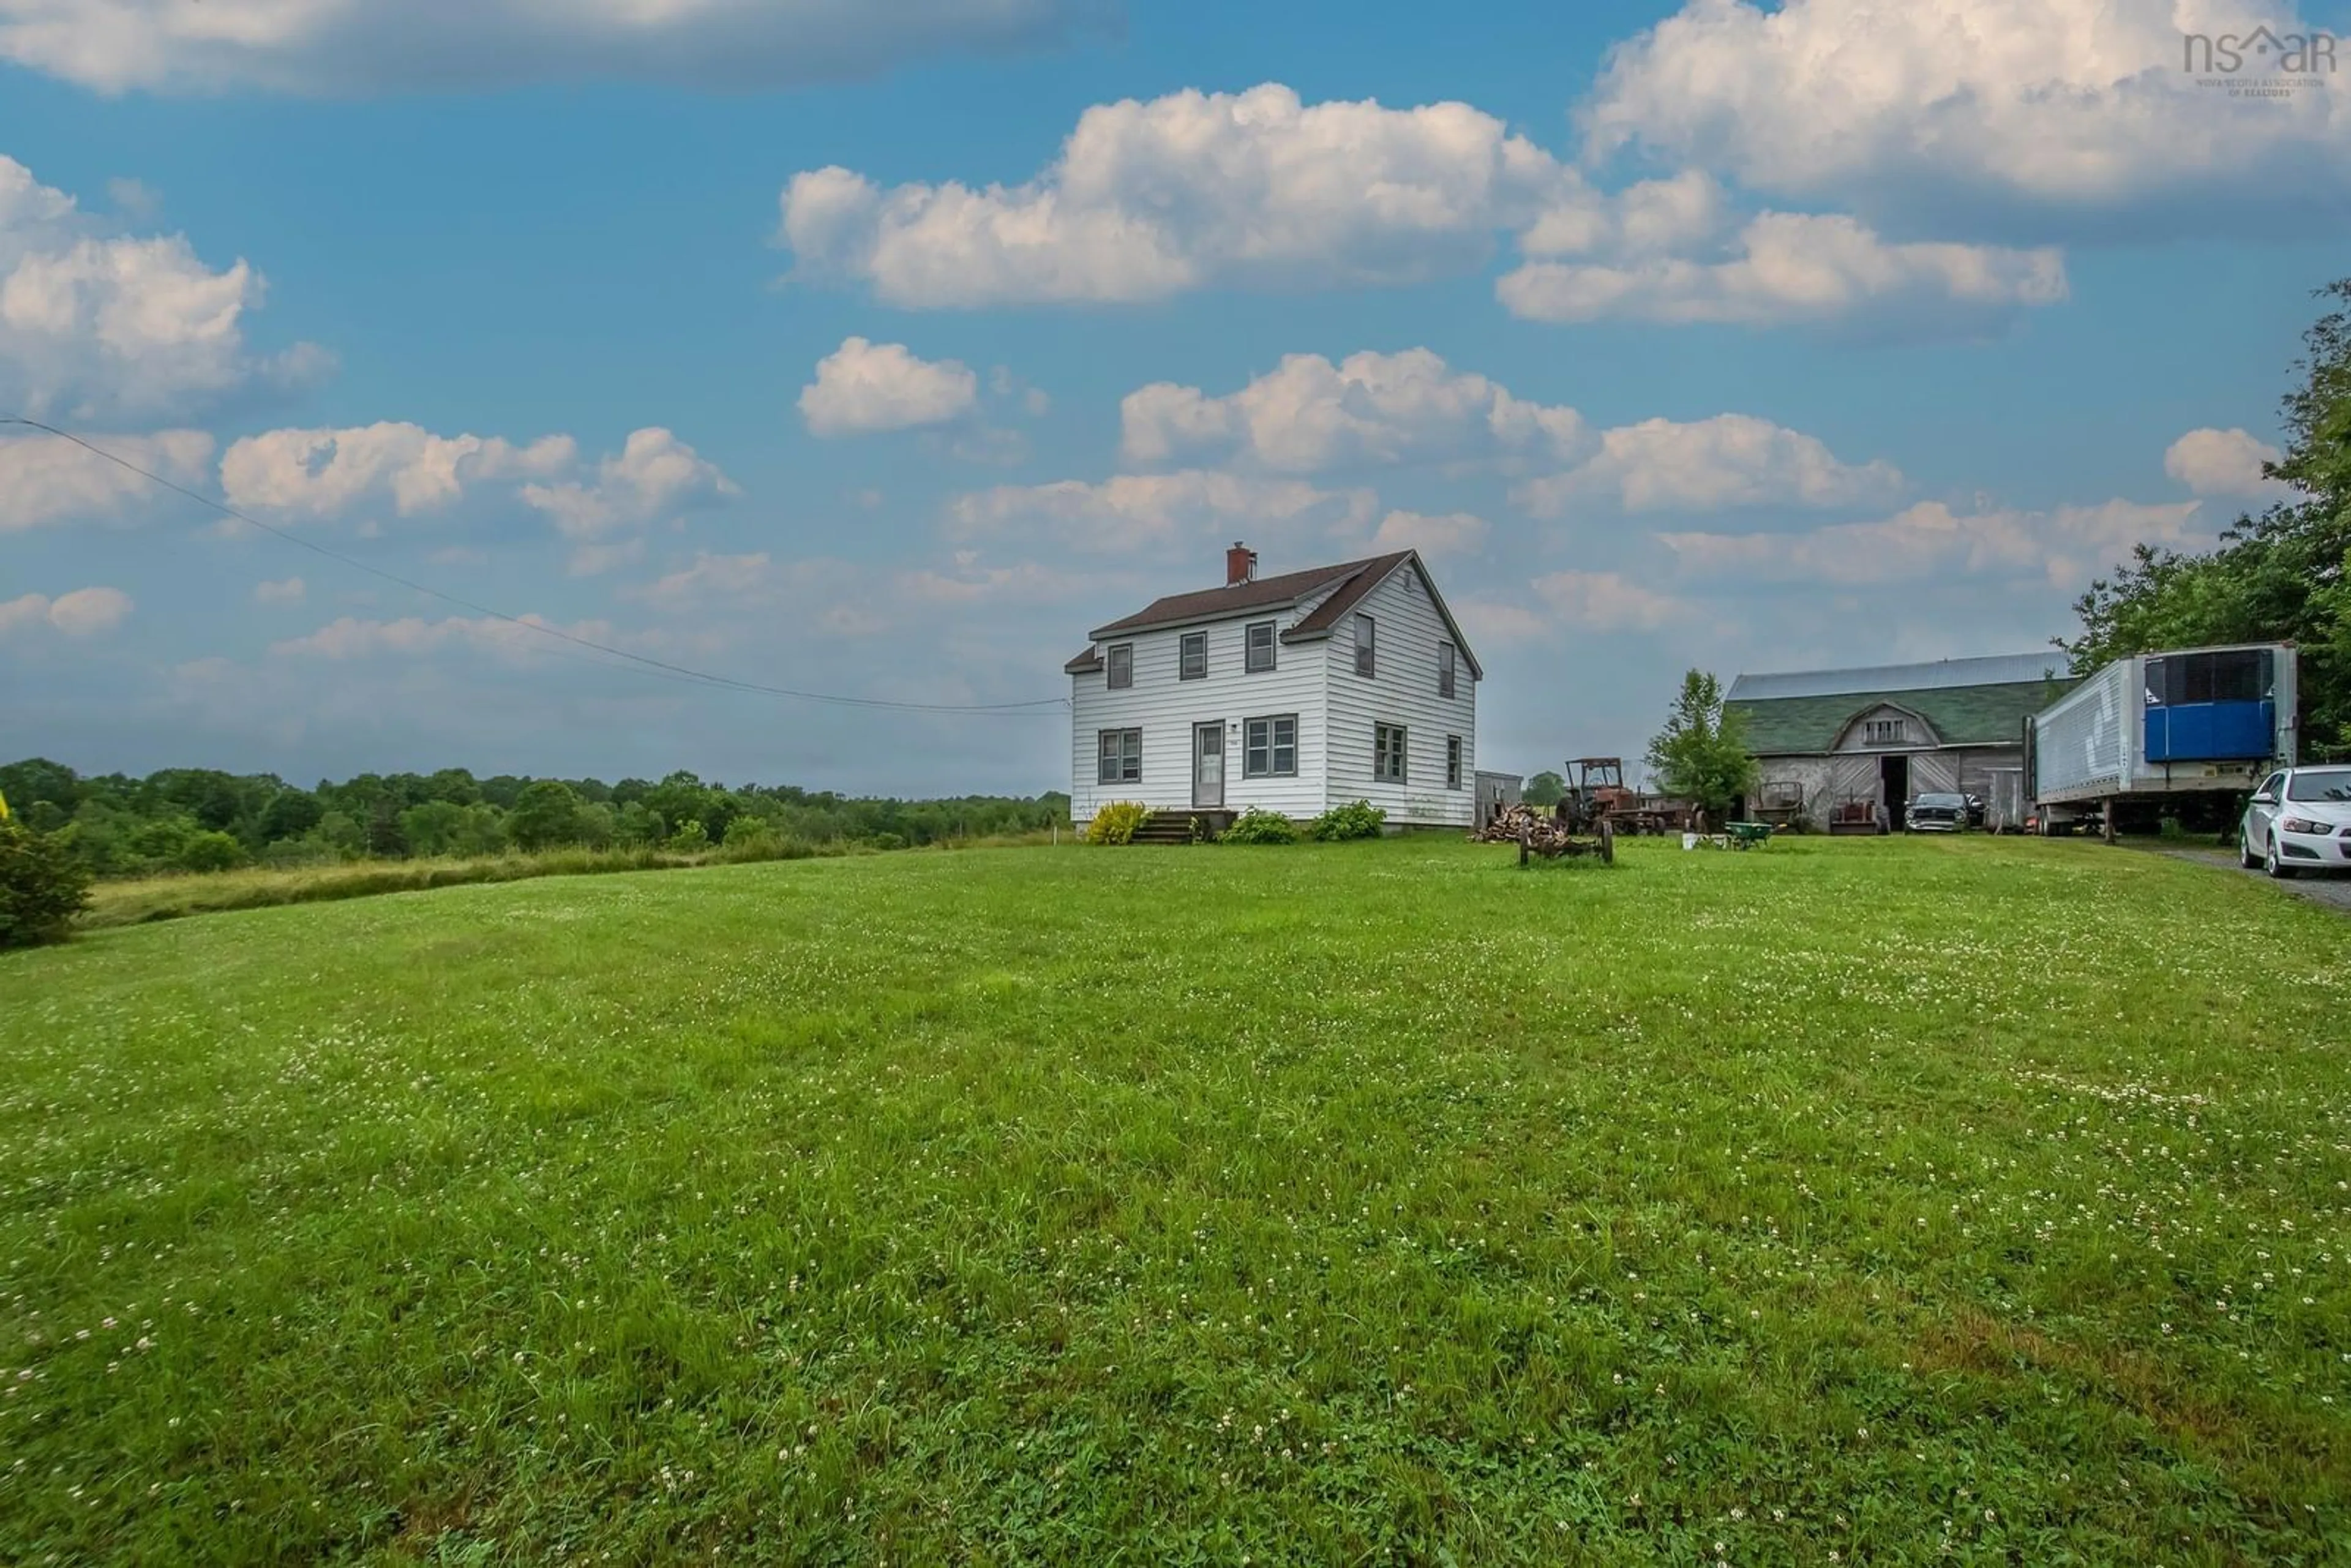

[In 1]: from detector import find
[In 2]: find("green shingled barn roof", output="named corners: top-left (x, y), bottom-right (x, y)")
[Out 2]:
top-left (1727, 677), bottom-right (2079, 756)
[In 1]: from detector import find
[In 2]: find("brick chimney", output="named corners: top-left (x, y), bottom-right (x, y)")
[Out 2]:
top-left (1226, 541), bottom-right (1257, 586)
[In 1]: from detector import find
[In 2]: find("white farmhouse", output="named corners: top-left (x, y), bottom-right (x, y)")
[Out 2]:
top-left (1065, 543), bottom-right (1483, 831)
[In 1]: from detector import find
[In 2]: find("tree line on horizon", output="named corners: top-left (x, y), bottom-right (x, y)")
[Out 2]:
top-left (0, 757), bottom-right (1070, 879)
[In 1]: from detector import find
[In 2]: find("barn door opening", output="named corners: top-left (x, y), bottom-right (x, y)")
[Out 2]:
top-left (1880, 753), bottom-right (1910, 830)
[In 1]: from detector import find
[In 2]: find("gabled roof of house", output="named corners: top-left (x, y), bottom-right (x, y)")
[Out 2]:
top-left (1728, 677), bottom-right (2079, 756)
top-left (1087, 553), bottom-right (1408, 640)
top-left (1075, 550), bottom-right (1483, 679)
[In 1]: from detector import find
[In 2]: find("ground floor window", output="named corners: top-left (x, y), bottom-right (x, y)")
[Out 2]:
top-left (1374, 723), bottom-right (1407, 782)
top-left (1097, 728), bottom-right (1141, 785)
top-left (1445, 735), bottom-right (1463, 789)
top-left (1245, 715), bottom-right (1297, 777)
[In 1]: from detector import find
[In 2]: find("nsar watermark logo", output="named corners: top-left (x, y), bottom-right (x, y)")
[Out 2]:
top-left (2183, 26), bottom-right (2337, 98)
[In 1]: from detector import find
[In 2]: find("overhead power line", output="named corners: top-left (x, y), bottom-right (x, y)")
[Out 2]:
top-left (1, 416), bottom-right (1068, 716)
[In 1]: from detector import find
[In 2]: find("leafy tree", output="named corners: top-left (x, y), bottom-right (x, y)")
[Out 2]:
top-left (723, 814), bottom-right (774, 849)
top-left (615, 801), bottom-right (665, 847)
top-left (505, 781), bottom-right (582, 852)
top-left (479, 775), bottom-right (530, 811)
top-left (178, 831), bottom-right (246, 874)
top-left (449, 805), bottom-right (510, 858)
top-left (1524, 770), bottom-right (1566, 808)
top-left (258, 789), bottom-right (324, 844)
top-left (2063, 278), bottom-right (2351, 752)
top-left (148, 769), bottom-right (252, 833)
top-left (0, 758), bottom-right (81, 817)
top-left (426, 768), bottom-right (482, 806)
top-left (312, 811), bottom-right (366, 858)
top-left (364, 797), bottom-right (408, 858)
top-left (397, 799), bottom-right (470, 858)
top-left (1646, 669), bottom-right (1759, 820)
top-left (128, 815), bottom-right (200, 866)
top-left (574, 802), bottom-right (618, 849)
top-left (0, 817), bottom-right (90, 948)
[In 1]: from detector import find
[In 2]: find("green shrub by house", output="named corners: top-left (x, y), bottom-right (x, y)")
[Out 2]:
top-left (1085, 801), bottom-right (1149, 844)
top-left (1308, 800), bottom-right (1386, 841)
top-left (1217, 807), bottom-right (1302, 844)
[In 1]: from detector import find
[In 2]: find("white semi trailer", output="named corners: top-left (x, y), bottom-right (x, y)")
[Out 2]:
top-left (2024, 642), bottom-right (2298, 837)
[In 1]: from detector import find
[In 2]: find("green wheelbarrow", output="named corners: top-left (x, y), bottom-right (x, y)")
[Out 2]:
top-left (1724, 820), bottom-right (1774, 849)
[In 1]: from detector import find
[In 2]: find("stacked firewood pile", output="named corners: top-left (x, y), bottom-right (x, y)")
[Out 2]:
top-left (1469, 803), bottom-right (1615, 861)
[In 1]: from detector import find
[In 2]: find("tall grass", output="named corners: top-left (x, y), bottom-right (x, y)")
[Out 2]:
top-left (86, 839), bottom-right (798, 928)
top-left (82, 830), bottom-right (1073, 928)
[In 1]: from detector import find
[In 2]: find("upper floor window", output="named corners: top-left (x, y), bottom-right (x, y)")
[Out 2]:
top-left (1864, 717), bottom-right (1905, 746)
top-left (1106, 642), bottom-right (1134, 689)
top-left (1245, 620), bottom-right (1277, 673)
top-left (1438, 640), bottom-right (1457, 700)
top-left (1354, 614), bottom-right (1376, 678)
top-left (1179, 631), bottom-right (1207, 681)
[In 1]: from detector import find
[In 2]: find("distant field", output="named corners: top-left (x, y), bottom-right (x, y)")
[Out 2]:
top-left (2, 836), bottom-right (2347, 1563)
top-left (73, 831), bottom-right (1060, 930)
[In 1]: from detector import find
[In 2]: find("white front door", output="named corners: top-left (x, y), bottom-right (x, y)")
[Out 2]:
top-left (1193, 722), bottom-right (1224, 809)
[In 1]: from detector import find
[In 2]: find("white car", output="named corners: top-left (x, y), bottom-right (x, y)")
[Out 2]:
top-left (2240, 765), bottom-right (2351, 878)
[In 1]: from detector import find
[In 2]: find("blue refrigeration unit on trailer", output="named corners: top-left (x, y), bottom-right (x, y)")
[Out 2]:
top-left (2024, 643), bottom-right (2298, 836)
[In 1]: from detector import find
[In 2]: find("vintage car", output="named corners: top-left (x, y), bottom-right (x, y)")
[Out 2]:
top-left (1903, 791), bottom-right (1969, 833)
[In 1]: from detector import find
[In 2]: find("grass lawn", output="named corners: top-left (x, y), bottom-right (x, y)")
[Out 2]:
top-left (3, 835), bottom-right (2348, 1564)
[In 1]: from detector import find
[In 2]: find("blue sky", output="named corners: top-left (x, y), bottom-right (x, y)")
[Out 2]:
top-left (1, 0), bottom-right (2345, 792)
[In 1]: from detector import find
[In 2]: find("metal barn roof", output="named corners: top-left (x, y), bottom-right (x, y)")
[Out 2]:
top-left (1726, 652), bottom-right (2069, 703)
top-left (1728, 678), bottom-right (2077, 756)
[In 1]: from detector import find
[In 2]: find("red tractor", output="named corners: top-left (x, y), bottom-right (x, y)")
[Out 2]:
top-left (1559, 757), bottom-right (1686, 836)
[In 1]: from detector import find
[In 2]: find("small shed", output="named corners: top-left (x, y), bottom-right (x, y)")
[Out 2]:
top-left (1474, 770), bottom-right (1522, 826)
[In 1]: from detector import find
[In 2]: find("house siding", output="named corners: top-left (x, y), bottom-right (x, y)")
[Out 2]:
top-left (1070, 616), bottom-right (1332, 823)
top-left (1318, 563), bottom-right (1477, 827)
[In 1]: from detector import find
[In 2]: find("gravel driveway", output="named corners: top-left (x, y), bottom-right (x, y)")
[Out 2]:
top-left (2154, 845), bottom-right (2351, 912)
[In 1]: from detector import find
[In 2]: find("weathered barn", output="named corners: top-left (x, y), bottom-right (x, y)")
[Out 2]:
top-left (1725, 653), bottom-right (2077, 830)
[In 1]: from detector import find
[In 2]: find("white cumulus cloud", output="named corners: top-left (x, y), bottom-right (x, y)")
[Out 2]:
top-left (1581, 0), bottom-right (2350, 234)
top-left (1659, 497), bottom-right (2210, 588)
top-left (252, 576), bottom-right (305, 604)
top-left (0, 0), bottom-right (1115, 94)
top-left (0, 426), bottom-right (213, 530)
top-left (1499, 211), bottom-right (2065, 329)
top-left (1530, 570), bottom-right (1690, 632)
top-left (946, 468), bottom-right (1376, 556)
top-left (519, 427), bottom-right (739, 541)
top-left (782, 81), bottom-right (2088, 331)
top-left (0, 154), bottom-right (326, 421)
top-left (220, 422), bottom-right (577, 519)
top-left (0, 583), bottom-right (132, 637)
top-left (2164, 426), bottom-right (2288, 498)
top-left (269, 611), bottom-right (617, 663)
top-left (1121, 348), bottom-right (1586, 473)
top-left (1515, 414), bottom-right (1904, 516)
top-left (782, 83), bottom-right (1577, 307)
top-left (1363, 509), bottom-right (1491, 558)
top-left (799, 336), bottom-right (979, 437)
